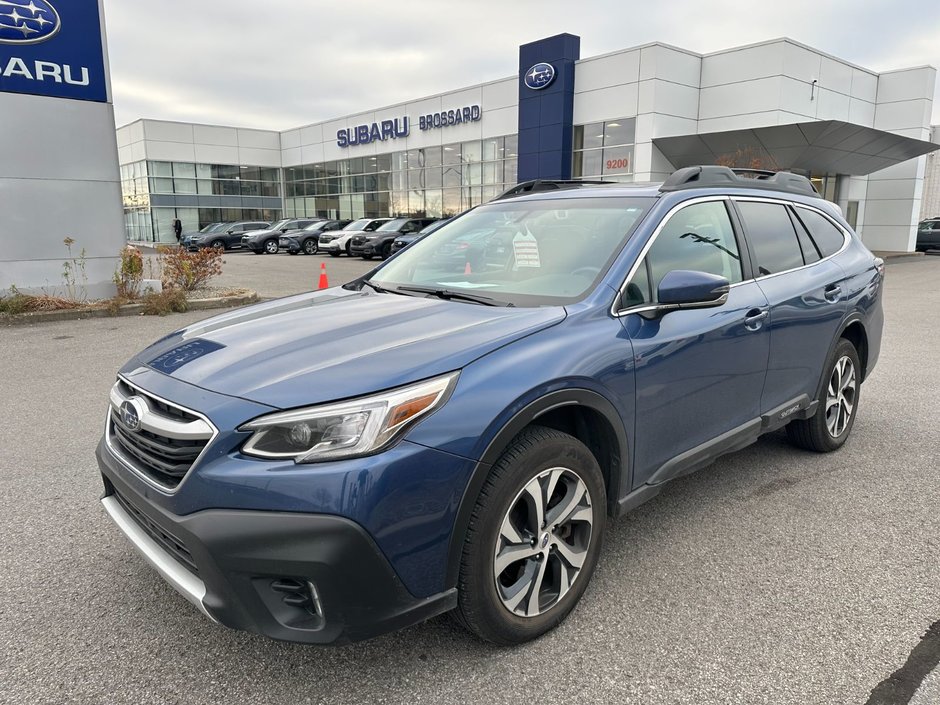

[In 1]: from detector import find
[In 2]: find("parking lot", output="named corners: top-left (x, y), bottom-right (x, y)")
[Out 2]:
top-left (1, 255), bottom-right (939, 704)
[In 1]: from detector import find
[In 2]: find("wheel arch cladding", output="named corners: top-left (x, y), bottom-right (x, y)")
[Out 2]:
top-left (444, 388), bottom-right (628, 589)
top-left (840, 320), bottom-right (869, 381)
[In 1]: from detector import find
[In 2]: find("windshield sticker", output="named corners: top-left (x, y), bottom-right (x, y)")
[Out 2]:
top-left (513, 231), bottom-right (541, 268)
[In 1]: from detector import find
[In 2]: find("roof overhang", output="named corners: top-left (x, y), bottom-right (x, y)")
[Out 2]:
top-left (653, 120), bottom-right (940, 176)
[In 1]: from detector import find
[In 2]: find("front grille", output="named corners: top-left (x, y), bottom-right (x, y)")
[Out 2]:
top-left (351, 236), bottom-right (366, 245)
top-left (112, 488), bottom-right (199, 576)
top-left (108, 380), bottom-right (215, 491)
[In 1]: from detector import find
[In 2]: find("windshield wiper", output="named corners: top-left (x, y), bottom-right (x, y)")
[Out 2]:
top-left (395, 285), bottom-right (513, 307)
top-left (358, 279), bottom-right (409, 296)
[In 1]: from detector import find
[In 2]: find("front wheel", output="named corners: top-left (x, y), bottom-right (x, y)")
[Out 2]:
top-left (210, 239), bottom-right (225, 250)
top-left (263, 239), bottom-right (279, 255)
top-left (303, 239), bottom-right (318, 255)
top-left (786, 338), bottom-right (861, 452)
top-left (454, 425), bottom-right (606, 644)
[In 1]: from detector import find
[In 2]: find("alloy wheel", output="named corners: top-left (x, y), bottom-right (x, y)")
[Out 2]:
top-left (264, 240), bottom-right (278, 254)
top-left (493, 467), bottom-right (593, 618)
top-left (825, 355), bottom-right (856, 438)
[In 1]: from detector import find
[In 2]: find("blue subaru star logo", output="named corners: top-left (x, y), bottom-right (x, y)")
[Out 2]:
top-left (524, 62), bottom-right (556, 90)
top-left (0, 0), bottom-right (60, 45)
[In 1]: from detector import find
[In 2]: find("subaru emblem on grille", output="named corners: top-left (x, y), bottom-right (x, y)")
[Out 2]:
top-left (119, 398), bottom-right (145, 432)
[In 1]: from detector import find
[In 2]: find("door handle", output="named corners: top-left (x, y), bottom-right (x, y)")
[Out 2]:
top-left (744, 309), bottom-right (769, 331)
top-left (824, 284), bottom-right (842, 302)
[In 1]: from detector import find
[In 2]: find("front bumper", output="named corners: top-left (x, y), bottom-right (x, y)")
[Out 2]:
top-left (350, 242), bottom-right (376, 256)
top-left (98, 453), bottom-right (457, 644)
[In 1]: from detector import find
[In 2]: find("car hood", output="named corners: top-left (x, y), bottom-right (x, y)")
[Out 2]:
top-left (127, 288), bottom-right (566, 409)
top-left (244, 228), bottom-right (278, 241)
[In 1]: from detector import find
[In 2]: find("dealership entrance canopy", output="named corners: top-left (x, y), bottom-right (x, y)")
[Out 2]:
top-left (655, 119), bottom-right (937, 176)
top-left (117, 34), bottom-right (938, 254)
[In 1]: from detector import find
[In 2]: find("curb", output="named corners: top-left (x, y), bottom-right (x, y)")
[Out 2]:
top-left (0, 292), bottom-right (259, 326)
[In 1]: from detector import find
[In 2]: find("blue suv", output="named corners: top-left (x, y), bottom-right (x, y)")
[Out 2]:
top-left (96, 166), bottom-right (884, 645)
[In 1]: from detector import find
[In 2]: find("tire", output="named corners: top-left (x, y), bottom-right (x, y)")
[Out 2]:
top-left (345, 242), bottom-right (352, 257)
top-left (329, 251), bottom-right (341, 257)
top-left (453, 425), bottom-right (606, 645)
top-left (209, 239), bottom-right (225, 250)
top-left (786, 338), bottom-right (861, 452)
top-left (381, 243), bottom-right (392, 260)
top-left (303, 239), bottom-right (318, 255)
top-left (251, 249), bottom-right (263, 255)
top-left (263, 239), bottom-right (279, 255)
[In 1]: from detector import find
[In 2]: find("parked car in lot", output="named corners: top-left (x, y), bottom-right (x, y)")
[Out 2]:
top-left (242, 218), bottom-right (322, 254)
top-left (350, 217), bottom-right (438, 259)
top-left (97, 166), bottom-right (883, 646)
top-left (389, 218), bottom-right (452, 254)
top-left (282, 220), bottom-right (352, 255)
top-left (181, 223), bottom-right (226, 249)
top-left (189, 221), bottom-right (271, 251)
top-left (916, 218), bottom-right (940, 252)
top-left (319, 218), bottom-right (393, 257)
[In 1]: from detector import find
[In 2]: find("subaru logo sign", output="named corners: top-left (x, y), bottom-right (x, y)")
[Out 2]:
top-left (524, 62), bottom-right (555, 90)
top-left (119, 398), bottom-right (145, 433)
top-left (0, 0), bottom-right (61, 45)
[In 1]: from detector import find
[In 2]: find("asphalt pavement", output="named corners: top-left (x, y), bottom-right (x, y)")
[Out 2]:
top-left (1, 253), bottom-right (939, 705)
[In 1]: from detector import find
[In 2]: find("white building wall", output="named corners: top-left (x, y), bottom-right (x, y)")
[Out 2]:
top-left (863, 67), bottom-right (936, 251)
top-left (282, 76), bottom-right (519, 166)
top-left (920, 126), bottom-right (940, 219)
top-left (118, 119), bottom-right (282, 167)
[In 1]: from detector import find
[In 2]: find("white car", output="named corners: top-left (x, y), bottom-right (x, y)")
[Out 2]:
top-left (318, 218), bottom-right (392, 256)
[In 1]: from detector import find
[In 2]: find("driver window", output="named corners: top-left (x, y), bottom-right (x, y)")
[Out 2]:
top-left (627, 200), bottom-right (742, 306)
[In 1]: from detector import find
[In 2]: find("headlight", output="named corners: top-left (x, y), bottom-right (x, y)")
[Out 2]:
top-left (239, 372), bottom-right (458, 463)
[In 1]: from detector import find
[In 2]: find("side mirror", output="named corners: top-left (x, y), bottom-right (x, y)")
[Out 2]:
top-left (657, 270), bottom-right (730, 308)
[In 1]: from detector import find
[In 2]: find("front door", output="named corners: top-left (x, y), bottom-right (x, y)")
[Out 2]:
top-left (618, 198), bottom-right (771, 487)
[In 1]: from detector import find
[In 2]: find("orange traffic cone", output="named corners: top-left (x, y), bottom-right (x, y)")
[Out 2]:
top-left (464, 261), bottom-right (472, 275)
top-left (317, 262), bottom-right (329, 290)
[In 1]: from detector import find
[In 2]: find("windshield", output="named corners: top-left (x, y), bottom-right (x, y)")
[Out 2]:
top-left (200, 223), bottom-right (224, 233)
top-left (304, 221), bottom-right (328, 231)
top-left (377, 218), bottom-right (409, 232)
top-left (268, 219), bottom-right (291, 231)
top-left (344, 219), bottom-right (372, 231)
top-left (369, 197), bottom-right (653, 307)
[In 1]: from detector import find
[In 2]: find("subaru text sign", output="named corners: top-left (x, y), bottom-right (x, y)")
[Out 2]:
top-left (0, 0), bottom-right (108, 102)
top-left (524, 63), bottom-right (555, 90)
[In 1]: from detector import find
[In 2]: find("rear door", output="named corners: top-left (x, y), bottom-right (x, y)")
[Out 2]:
top-left (732, 198), bottom-right (849, 415)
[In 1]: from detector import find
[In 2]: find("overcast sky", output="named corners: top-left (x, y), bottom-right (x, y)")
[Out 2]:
top-left (105, 0), bottom-right (940, 131)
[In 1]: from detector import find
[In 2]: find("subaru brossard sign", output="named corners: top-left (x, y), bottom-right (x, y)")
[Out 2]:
top-left (337, 104), bottom-right (482, 148)
top-left (0, 0), bottom-right (108, 102)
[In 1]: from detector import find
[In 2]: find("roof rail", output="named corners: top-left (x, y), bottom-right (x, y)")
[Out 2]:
top-left (659, 166), bottom-right (820, 198)
top-left (493, 179), bottom-right (614, 201)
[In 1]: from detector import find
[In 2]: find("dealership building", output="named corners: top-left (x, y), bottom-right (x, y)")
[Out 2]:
top-left (115, 34), bottom-right (938, 254)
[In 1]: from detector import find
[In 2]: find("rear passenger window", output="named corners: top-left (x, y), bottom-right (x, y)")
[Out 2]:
top-left (736, 201), bottom-right (804, 275)
top-left (626, 200), bottom-right (743, 306)
top-left (793, 208), bottom-right (846, 258)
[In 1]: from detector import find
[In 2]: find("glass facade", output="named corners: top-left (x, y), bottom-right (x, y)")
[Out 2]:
top-left (283, 135), bottom-right (518, 219)
top-left (572, 118), bottom-right (636, 180)
top-left (120, 160), bottom-right (283, 242)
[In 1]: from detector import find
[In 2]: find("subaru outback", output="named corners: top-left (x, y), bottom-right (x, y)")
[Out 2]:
top-left (96, 166), bottom-right (884, 645)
